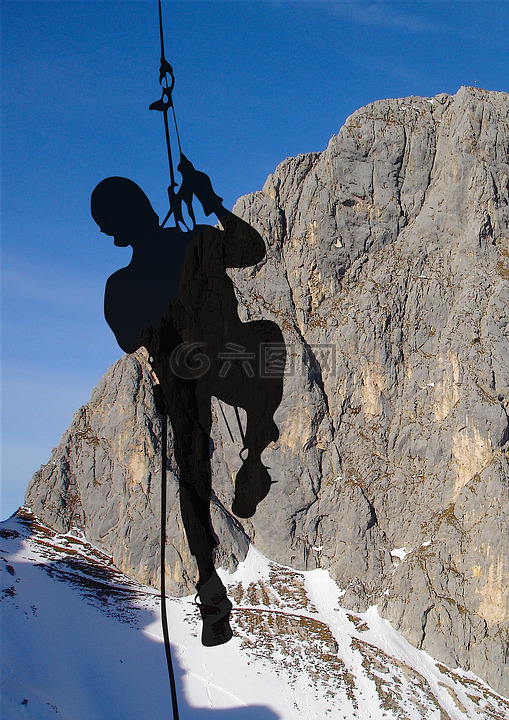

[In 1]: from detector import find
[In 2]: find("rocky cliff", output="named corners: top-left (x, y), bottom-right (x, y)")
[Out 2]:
top-left (26, 86), bottom-right (509, 695)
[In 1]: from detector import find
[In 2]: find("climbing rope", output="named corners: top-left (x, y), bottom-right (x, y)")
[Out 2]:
top-left (150, 0), bottom-right (188, 230)
top-left (149, 6), bottom-right (247, 716)
top-left (153, 384), bottom-right (180, 720)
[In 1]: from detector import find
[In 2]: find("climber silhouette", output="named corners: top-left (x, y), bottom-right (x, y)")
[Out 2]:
top-left (91, 159), bottom-right (286, 646)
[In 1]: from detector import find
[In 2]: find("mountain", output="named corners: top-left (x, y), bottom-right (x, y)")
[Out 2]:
top-left (3, 507), bottom-right (509, 719)
top-left (25, 86), bottom-right (509, 696)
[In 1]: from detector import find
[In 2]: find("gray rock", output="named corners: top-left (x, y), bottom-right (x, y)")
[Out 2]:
top-left (26, 352), bottom-right (249, 595)
top-left (26, 86), bottom-right (509, 695)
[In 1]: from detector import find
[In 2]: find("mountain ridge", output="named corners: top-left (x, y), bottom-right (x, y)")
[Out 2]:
top-left (26, 87), bottom-right (509, 695)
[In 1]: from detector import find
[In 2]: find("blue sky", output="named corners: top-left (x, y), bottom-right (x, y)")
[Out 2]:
top-left (2, 0), bottom-right (508, 518)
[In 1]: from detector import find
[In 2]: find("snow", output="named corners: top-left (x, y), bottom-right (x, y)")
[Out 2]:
top-left (1, 510), bottom-right (508, 720)
top-left (391, 546), bottom-right (412, 566)
top-left (217, 543), bottom-right (272, 586)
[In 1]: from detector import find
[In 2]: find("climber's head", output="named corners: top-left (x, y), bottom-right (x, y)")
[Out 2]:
top-left (91, 177), bottom-right (159, 247)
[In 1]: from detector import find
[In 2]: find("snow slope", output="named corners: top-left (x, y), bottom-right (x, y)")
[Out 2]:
top-left (1, 509), bottom-right (508, 720)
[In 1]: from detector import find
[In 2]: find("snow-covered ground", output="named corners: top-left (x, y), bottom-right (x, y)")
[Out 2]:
top-left (1, 508), bottom-right (508, 720)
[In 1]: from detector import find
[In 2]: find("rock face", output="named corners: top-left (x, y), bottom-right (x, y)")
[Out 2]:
top-left (26, 87), bottom-right (509, 695)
